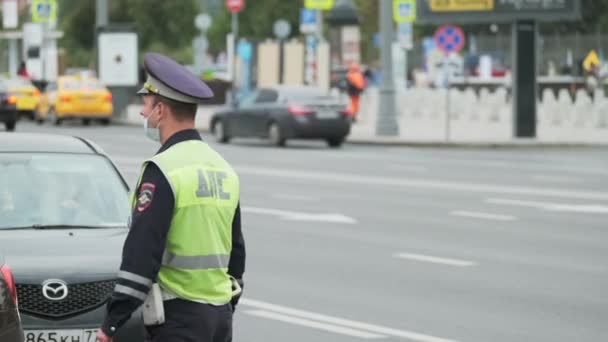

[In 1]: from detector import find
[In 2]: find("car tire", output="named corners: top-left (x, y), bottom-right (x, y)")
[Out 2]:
top-left (213, 120), bottom-right (230, 143)
top-left (269, 122), bottom-right (286, 147)
top-left (100, 118), bottom-right (111, 126)
top-left (83, 119), bottom-right (91, 126)
top-left (5, 120), bottom-right (16, 132)
top-left (326, 137), bottom-right (344, 148)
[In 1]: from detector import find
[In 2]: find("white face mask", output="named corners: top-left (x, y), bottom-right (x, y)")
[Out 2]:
top-left (144, 105), bottom-right (161, 142)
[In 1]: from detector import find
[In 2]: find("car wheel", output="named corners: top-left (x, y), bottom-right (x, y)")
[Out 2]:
top-left (213, 120), bottom-right (230, 143)
top-left (100, 118), bottom-right (111, 125)
top-left (326, 137), bottom-right (344, 148)
top-left (268, 122), bottom-right (286, 147)
top-left (5, 120), bottom-right (16, 131)
top-left (82, 119), bottom-right (91, 126)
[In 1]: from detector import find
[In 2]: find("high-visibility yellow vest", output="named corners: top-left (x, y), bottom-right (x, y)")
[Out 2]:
top-left (132, 140), bottom-right (240, 304)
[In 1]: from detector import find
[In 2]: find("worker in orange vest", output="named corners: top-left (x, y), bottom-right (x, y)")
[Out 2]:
top-left (345, 62), bottom-right (366, 121)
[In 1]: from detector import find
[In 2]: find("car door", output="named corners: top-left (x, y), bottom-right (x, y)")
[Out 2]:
top-left (229, 90), bottom-right (258, 137)
top-left (249, 88), bottom-right (279, 136)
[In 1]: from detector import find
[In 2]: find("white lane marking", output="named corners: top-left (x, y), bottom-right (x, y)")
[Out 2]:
top-left (393, 253), bottom-right (477, 267)
top-left (240, 298), bottom-right (460, 342)
top-left (272, 194), bottom-right (318, 201)
top-left (233, 165), bottom-right (608, 200)
top-left (244, 310), bottom-right (386, 339)
top-left (486, 198), bottom-right (608, 214)
top-left (531, 175), bottom-right (583, 184)
top-left (450, 210), bottom-right (517, 221)
top-left (242, 206), bottom-right (357, 224)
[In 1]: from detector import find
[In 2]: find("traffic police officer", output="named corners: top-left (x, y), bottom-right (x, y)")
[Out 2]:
top-left (97, 53), bottom-right (246, 342)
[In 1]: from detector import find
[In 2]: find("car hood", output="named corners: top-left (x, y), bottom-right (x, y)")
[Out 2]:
top-left (1, 228), bottom-right (127, 284)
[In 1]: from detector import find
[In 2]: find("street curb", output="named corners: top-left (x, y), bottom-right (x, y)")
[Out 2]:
top-left (344, 139), bottom-right (608, 148)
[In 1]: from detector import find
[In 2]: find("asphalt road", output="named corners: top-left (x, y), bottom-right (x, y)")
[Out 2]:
top-left (13, 121), bottom-right (608, 342)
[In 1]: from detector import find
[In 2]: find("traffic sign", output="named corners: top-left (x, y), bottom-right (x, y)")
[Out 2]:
top-left (273, 19), bottom-right (291, 40)
top-left (225, 0), bottom-right (244, 13)
top-left (32, 0), bottom-right (57, 23)
top-left (195, 14), bottom-right (212, 31)
top-left (300, 8), bottom-right (317, 34)
top-left (393, 0), bottom-right (416, 23)
top-left (433, 24), bottom-right (465, 54)
top-left (304, 0), bottom-right (334, 10)
top-left (397, 22), bottom-right (413, 50)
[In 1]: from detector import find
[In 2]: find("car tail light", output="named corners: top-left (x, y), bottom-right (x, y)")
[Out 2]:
top-left (7, 95), bottom-right (17, 105)
top-left (104, 92), bottom-right (113, 102)
top-left (288, 105), bottom-right (313, 116)
top-left (60, 94), bottom-right (72, 102)
top-left (340, 107), bottom-right (354, 116)
top-left (33, 89), bottom-right (41, 97)
top-left (0, 264), bottom-right (17, 305)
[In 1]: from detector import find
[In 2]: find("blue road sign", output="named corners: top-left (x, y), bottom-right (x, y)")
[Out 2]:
top-left (300, 8), bottom-right (317, 34)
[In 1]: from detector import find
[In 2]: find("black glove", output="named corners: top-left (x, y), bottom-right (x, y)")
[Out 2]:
top-left (230, 278), bottom-right (244, 313)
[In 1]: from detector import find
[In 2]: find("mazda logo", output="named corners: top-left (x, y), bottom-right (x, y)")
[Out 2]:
top-left (42, 279), bottom-right (68, 301)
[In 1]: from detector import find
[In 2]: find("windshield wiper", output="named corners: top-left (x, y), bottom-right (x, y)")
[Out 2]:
top-left (2, 224), bottom-right (126, 230)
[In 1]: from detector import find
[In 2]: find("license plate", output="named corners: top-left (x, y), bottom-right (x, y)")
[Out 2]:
top-left (316, 110), bottom-right (338, 119)
top-left (24, 329), bottom-right (98, 342)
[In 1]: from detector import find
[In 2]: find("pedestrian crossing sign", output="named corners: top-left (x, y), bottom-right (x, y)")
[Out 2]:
top-left (394, 0), bottom-right (416, 23)
top-left (32, 0), bottom-right (57, 23)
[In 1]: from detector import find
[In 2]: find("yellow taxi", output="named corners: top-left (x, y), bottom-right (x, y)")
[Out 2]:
top-left (1, 76), bottom-right (41, 119)
top-left (36, 76), bottom-right (113, 125)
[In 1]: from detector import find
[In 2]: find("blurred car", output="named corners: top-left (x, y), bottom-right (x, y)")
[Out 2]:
top-left (210, 86), bottom-right (352, 147)
top-left (0, 258), bottom-right (23, 342)
top-left (0, 80), bottom-right (18, 131)
top-left (0, 133), bottom-right (144, 341)
top-left (36, 76), bottom-right (113, 125)
top-left (1, 76), bottom-right (40, 120)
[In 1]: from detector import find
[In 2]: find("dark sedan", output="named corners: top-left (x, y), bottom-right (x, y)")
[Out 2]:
top-left (210, 86), bottom-right (352, 147)
top-left (0, 133), bottom-right (144, 341)
top-left (0, 257), bottom-right (23, 342)
top-left (0, 81), bottom-right (18, 131)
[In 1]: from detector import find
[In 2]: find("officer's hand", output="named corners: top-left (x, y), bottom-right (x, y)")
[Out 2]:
top-left (96, 329), bottom-right (113, 342)
top-left (231, 279), bottom-right (244, 312)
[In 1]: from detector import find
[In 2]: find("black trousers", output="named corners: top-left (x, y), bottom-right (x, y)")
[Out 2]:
top-left (144, 299), bottom-right (233, 342)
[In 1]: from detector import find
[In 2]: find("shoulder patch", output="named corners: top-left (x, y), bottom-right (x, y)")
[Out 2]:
top-left (136, 182), bottom-right (156, 212)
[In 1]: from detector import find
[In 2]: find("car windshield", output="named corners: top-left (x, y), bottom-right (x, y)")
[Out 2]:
top-left (61, 79), bottom-right (104, 90)
top-left (0, 153), bottom-right (130, 229)
top-left (4, 77), bottom-right (33, 88)
top-left (282, 88), bottom-right (330, 102)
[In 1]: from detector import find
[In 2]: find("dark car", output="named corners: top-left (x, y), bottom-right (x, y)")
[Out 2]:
top-left (0, 81), bottom-right (19, 131)
top-left (0, 133), bottom-right (144, 341)
top-left (211, 86), bottom-right (352, 148)
top-left (0, 258), bottom-right (23, 342)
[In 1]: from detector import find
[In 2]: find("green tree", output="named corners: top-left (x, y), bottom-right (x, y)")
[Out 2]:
top-left (207, 0), bottom-right (301, 54)
top-left (58, 0), bottom-right (199, 67)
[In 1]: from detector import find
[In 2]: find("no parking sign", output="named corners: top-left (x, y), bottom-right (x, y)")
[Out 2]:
top-left (433, 24), bottom-right (465, 54)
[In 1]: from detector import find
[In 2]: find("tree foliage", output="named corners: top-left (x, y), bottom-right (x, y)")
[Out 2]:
top-left (56, 0), bottom-right (608, 68)
top-left (58, 0), bottom-right (199, 67)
